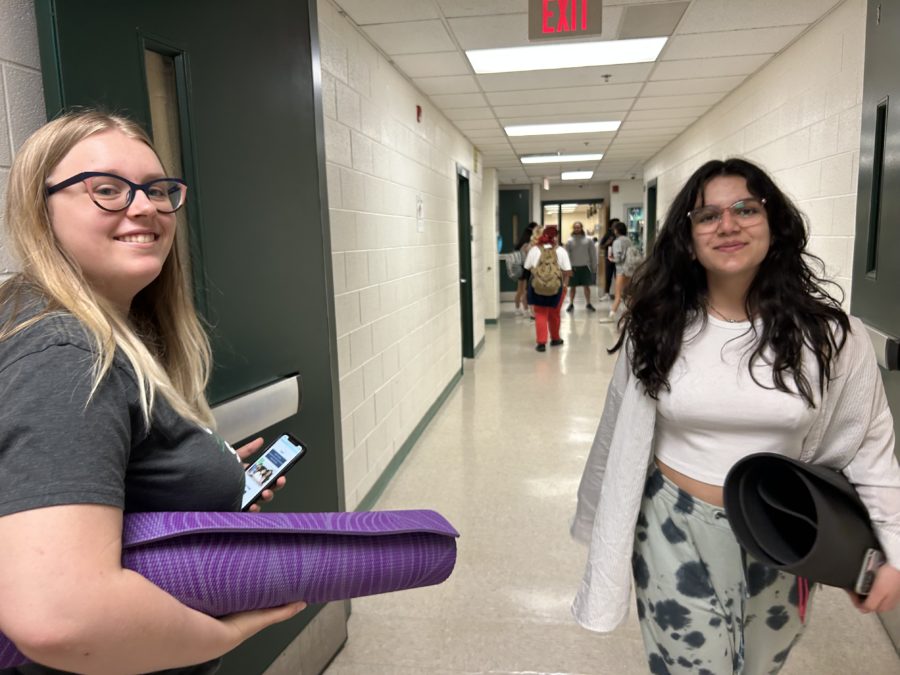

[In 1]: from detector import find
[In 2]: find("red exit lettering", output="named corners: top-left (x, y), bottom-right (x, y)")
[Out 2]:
top-left (542, 0), bottom-right (589, 34)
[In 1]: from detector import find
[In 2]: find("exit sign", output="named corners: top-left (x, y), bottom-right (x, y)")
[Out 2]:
top-left (529, 0), bottom-right (602, 41)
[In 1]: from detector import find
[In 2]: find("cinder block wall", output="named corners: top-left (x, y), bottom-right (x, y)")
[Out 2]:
top-left (645, 0), bottom-right (864, 302)
top-left (0, 0), bottom-right (46, 283)
top-left (317, 0), bottom-right (489, 508)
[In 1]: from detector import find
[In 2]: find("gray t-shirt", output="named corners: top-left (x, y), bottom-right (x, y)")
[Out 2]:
top-left (0, 291), bottom-right (245, 674)
top-left (565, 234), bottom-right (597, 270)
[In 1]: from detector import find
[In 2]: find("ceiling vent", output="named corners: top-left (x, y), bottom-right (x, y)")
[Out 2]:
top-left (618, 1), bottom-right (689, 39)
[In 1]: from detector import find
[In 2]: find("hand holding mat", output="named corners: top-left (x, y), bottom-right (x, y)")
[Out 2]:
top-left (0, 509), bottom-right (459, 669)
top-left (723, 453), bottom-right (879, 588)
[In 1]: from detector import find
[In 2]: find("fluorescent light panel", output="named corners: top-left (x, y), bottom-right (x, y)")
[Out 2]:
top-left (521, 153), bottom-right (604, 164)
top-left (562, 171), bottom-right (593, 180)
top-left (507, 121), bottom-right (619, 136)
top-left (466, 37), bottom-right (667, 74)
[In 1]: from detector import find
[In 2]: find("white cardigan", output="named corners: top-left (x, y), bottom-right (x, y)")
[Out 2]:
top-left (571, 315), bottom-right (900, 632)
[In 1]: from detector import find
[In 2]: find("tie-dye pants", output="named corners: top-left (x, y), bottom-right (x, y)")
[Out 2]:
top-left (632, 468), bottom-right (814, 675)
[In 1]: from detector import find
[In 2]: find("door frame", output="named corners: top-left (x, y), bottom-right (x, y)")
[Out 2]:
top-left (456, 164), bottom-right (474, 360)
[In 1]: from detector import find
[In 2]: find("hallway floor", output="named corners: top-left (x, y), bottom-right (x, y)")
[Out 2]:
top-left (324, 300), bottom-right (900, 675)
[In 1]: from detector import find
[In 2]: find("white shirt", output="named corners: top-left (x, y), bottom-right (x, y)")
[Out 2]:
top-left (654, 315), bottom-right (818, 485)
top-left (571, 316), bottom-right (900, 632)
top-left (524, 244), bottom-right (572, 271)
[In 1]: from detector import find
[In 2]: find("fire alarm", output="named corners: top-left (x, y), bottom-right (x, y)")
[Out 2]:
top-left (612, 184), bottom-right (619, 193)
top-left (416, 105), bottom-right (422, 123)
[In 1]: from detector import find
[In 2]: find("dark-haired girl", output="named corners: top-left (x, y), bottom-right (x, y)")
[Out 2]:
top-left (571, 158), bottom-right (900, 674)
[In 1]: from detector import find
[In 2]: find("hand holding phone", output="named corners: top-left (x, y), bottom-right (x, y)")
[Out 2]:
top-left (854, 547), bottom-right (886, 596)
top-left (242, 433), bottom-right (307, 511)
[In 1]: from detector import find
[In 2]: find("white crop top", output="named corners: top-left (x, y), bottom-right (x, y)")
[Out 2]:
top-left (654, 314), bottom-right (818, 486)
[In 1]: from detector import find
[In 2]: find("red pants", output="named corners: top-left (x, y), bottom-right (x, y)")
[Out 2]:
top-left (534, 294), bottom-right (563, 344)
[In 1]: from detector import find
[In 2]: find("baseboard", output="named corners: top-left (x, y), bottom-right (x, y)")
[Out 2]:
top-left (356, 369), bottom-right (463, 512)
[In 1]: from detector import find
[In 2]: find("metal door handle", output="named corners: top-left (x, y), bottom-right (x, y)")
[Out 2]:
top-left (460, 279), bottom-right (468, 283)
top-left (212, 375), bottom-right (301, 443)
top-left (863, 323), bottom-right (900, 370)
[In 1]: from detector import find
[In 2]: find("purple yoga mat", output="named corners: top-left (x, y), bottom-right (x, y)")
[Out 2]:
top-left (0, 509), bottom-right (458, 669)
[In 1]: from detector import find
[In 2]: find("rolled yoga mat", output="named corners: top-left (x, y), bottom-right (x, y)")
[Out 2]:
top-left (0, 509), bottom-right (459, 669)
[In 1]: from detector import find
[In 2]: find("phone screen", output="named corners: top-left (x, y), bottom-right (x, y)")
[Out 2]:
top-left (241, 434), bottom-right (306, 510)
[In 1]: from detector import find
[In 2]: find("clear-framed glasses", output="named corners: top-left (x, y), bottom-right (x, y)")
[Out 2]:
top-left (46, 171), bottom-right (188, 214)
top-left (687, 197), bottom-right (767, 233)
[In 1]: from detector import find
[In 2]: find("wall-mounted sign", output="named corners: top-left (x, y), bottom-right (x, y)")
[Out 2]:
top-left (529, 0), bottom-right (602, 41)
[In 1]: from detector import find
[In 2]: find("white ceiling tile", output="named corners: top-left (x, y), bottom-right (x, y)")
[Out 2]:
top-left (641, 75), bottom-right (745, 96)
top-left (414, 75), bottom-right (481, 95)
top-left (391, 52), bottom-right (472, 78)
top-left (436, 0), bottom-right (527, 19)
top-left (651, 54), bottom-right (769, 80)
top-left (454, 119), bottom-right (504, 131)
top-left (335, 0), bottom-right (439, 25)
top-left (448, 14), bottom-right (529, 50)
top-left (510, 139), bottom-right (612, 154)
top-left (613, 132), bottom-right (678, 142)
top-left (618, 2), bottom-right (689, 39)
top-left (663, 25), bottom-right (805, 60)
top-left (475, 142), bottom-right (514, 150)
top-left (632, 93), bottom-right (723, 109)
top-left (495, 102), bottom-right (630, 119)
top-left (487, 84), bottom-right (642, 105)
top-left (444, 108), bottom-right (498, 121)
top-left (619, 119), bottom-right (689, 131)
top-left (363, 21), bottom-right (455, 55)
top-left (626, 108), bottom-right (702, 121)
top-left (479, 63), bottom-right (654, 92)
top-left (464, 129), bottom-right (508, 140)
top-left (613, 141), bottom-right (676, 153)
top-left (678, 0), bottom-right (841, 33)
top-left (429, 92), bottom-right (489, 108)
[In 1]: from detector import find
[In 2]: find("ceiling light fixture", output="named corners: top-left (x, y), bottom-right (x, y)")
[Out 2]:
top-left (507, 121), bottom-right (619, 137)
top-left (562, 171), bottom-right (593, 180)
top-left (521, 153), bottom-right (604, 164)
top-left (466, 37), bottom-right (667, 74)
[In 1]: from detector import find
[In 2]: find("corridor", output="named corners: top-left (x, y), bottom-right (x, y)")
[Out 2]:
top-left (324, 303), bottom-right (900, 674)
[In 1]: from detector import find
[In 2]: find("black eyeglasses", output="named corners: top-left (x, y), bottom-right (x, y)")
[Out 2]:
top-left (46, 171), bottom-right (188, 213)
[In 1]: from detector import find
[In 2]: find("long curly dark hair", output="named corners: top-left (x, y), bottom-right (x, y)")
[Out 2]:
top-left (613, 158), bottom-right (849, 407)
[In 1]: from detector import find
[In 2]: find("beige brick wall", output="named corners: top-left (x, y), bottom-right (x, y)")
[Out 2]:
top-left (644, 0), bottom-right (864, 302)
top-left (317, 0), bottom-right (490, 508)
top-left (0, 0), bottom-right (46, 282)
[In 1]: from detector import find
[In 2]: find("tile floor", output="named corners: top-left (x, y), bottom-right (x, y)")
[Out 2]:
top-left (324, 300), bottom-right (900, 674)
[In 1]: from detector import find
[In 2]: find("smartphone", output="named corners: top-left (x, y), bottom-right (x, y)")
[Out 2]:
top-left (241, 433), bottom-right (307, 510)
top-left (854, 547), bottom-right (886, 595)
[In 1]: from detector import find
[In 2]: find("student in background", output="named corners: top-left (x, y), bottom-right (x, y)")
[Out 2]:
top-left (524, 226), bottom-right (571, 351)
top-left (565, 221), bottom-right (598, 313)
top-left (513, 222), bottom-right (538, 317)
top-left (598, 220), bottom-right (618, 301)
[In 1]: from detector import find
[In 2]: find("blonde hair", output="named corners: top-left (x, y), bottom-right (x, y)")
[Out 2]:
top-left (530, 225), bottom-right (544, 245)
top-left (0, 109), bottom-right (214, 427)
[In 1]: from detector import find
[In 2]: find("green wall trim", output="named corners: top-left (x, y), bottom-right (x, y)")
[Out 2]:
top-left (357, 369), bottom-right (463, 512)
top-left (473, 335), bottom-right (485, 357)
top-left (485, 318), bottom-right (498, 325)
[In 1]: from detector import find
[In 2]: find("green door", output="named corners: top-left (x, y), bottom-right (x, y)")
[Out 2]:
top-left (855, 0), bottom-right (900, 650)
top-left (35, 1), bottom-right (345, 672)
top-left (457, 169), bottom-right (474, 358)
